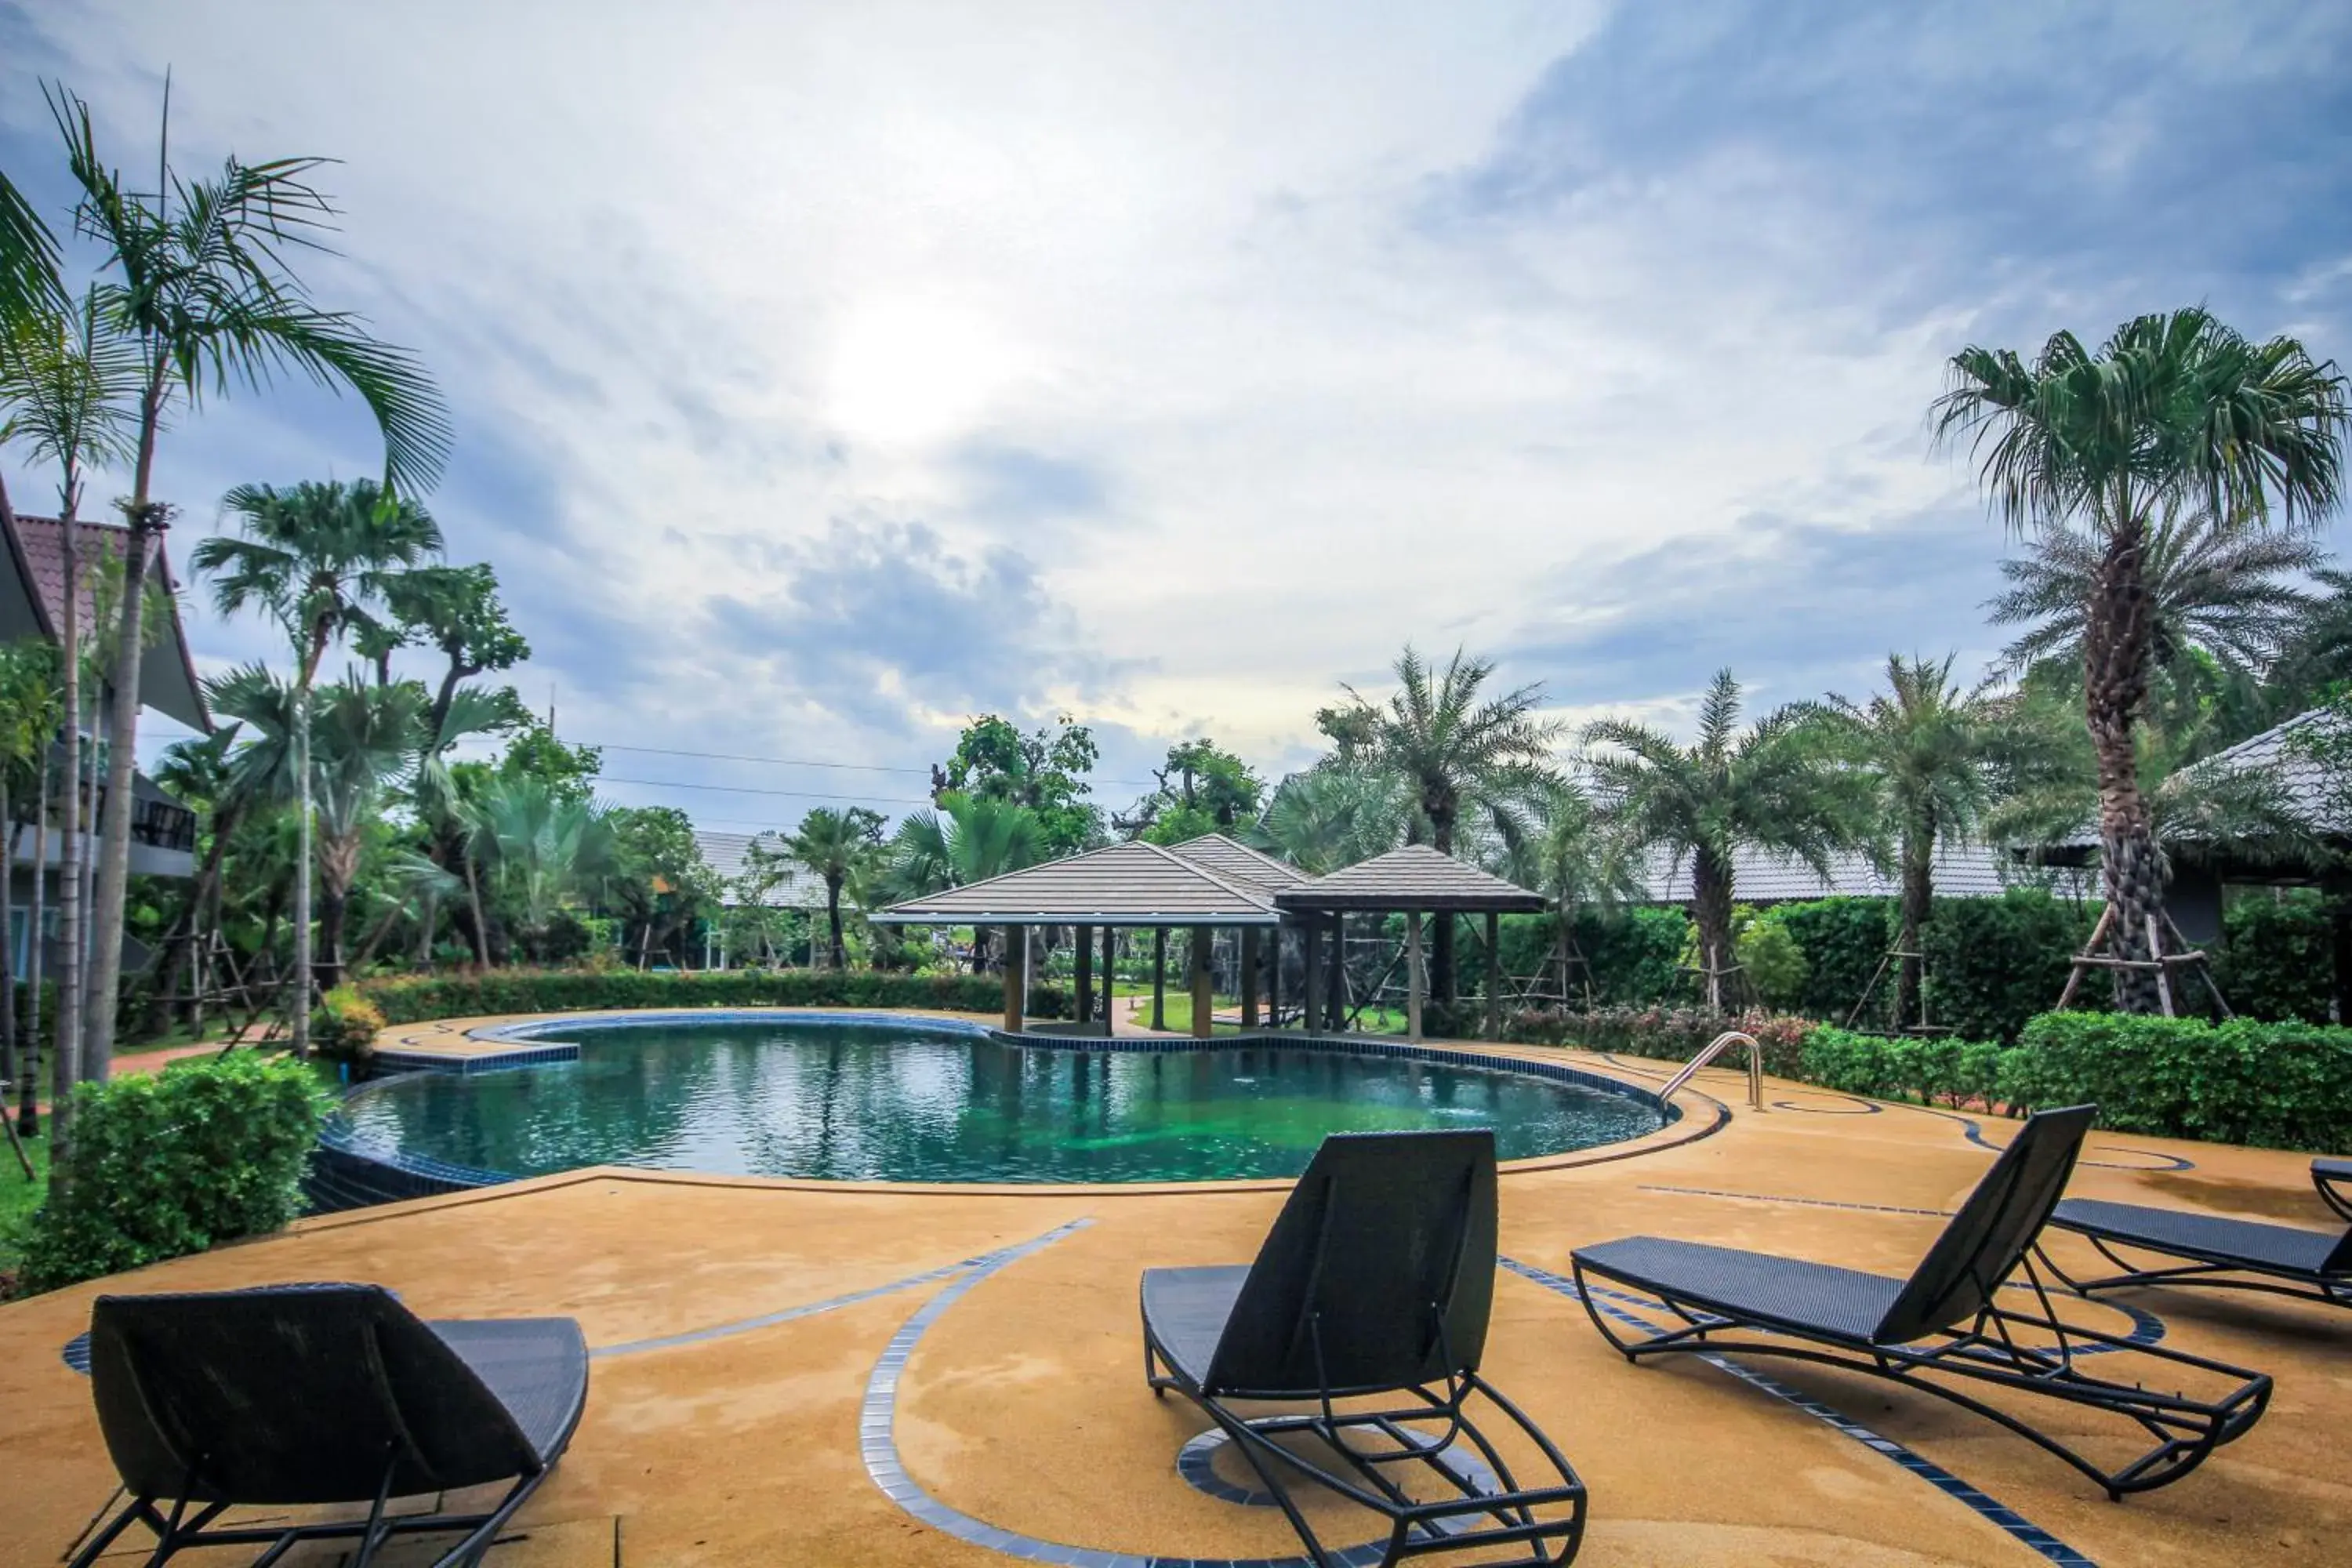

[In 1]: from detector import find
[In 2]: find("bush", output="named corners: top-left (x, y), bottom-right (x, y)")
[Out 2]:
top-left (1503, 1004), bottom-right (1816, 1079)
top-left (1921, 890), bottom-right (2096, 1043)
top-left (355, 966), bottom-right (1073, 1025)
top-left (1737, 909), bottom-right (1809, 1011)
top-left (1772, 898), bottom-right (1892, 1023)
top-left (310, 985), bottom-right (389, 1062)
top-left (21, 1052), bottom-right (330, 1294)
top-left (2007, 1012), bottom-right (2352, 1153)
top-left (1570, 907), bottom-right (1690, 1004)
top-left (2215, 890), bottom-right (2335, 1025)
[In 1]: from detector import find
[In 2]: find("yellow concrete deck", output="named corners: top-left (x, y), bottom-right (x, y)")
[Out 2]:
top-left (3, 1026), bottom-right (2345, 1566)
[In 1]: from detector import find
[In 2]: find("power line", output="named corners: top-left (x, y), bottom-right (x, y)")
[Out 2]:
top-left (599, 776), bottom-right (936, 806)
top-left (577, 739), bottom-right (1159, 789)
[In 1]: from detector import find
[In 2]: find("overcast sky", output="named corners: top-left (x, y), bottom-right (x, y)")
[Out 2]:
top-left (5, 2), bottom-right (2349, 829)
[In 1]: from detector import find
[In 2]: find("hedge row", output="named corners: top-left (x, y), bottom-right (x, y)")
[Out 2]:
top-left (354, 967), bottom-right (1073, 1031)
top-left (1505, 1004), bottom-right (2352, 1155)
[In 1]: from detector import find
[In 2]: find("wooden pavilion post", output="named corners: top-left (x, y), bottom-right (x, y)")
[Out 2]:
top-left (1301, 918), bottom-right (1323, 1035)
top-left (1485, 909), bottom-right (1501, 1040)
top-left (1074, 923), bottom-right (1094, 1033)
top-left (1327, 911), bottom-right (1348, 1031)
top-left (1191, 926), bottom-right (1214, 1040)
top-left (1151, 927), bottom-right (1168, 1031)
top-left (1267, 923), bottom-right (1283, 1026)
top-left (1002, 924), bottom-right (1027, 1033)
top-left (1240, 927), bottom-right (1261, 1029)
top-left (1099, 924), bottom-right (1115, 1034)
top-left (1406, 910), bottom-right (1425, 1041)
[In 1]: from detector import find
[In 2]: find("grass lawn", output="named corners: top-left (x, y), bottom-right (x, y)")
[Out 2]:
top-left (0, 1125), bottom-right (49, 1287)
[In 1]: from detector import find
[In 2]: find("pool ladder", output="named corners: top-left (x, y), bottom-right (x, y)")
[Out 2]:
top-left (1659, 1030), bottom-right (1765, 1110)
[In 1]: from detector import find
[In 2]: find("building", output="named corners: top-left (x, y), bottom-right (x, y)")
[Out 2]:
top-left (1634, 841), bottom-right (2093, 907)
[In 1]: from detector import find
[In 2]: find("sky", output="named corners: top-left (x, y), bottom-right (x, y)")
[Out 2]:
top-left (4, 1), bottom-right (2350, 833)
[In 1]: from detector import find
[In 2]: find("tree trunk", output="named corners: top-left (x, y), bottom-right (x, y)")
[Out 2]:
top-left (826, 876), bottom-right (846, 968)
top-left (84, 511), bottom-right (165, 1077)
top-left (2, 802), bottom-right (17, 1096)
top-left (19, 739), bottom-right (48, 1134)
top-left (1691, 845), bottom-right (1735, 1013)
top-left (1896, 810), bottom-right (1933, 1029)
top-left (1151, 927), bottom-right (1167, 1031)
top-left (2082, 518), bottom-right (2163, 1012)
top-left (1429, 814), bottom-right (1458, 1006)
top-left (288, 682), bottom-right (314, 1053)
top-left (51, 507), bottom-right (83, 1178)
top-left (463, 851), bottom-right (491, 967)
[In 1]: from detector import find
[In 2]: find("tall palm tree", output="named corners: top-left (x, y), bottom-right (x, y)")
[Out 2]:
top-left (1584, 670), bottom-right (1867, 1010)
top-left (884, 793), bottom-right (1047, 971)
top-left (1248, 764), bottom-right (1409, 876)
top-left (784, 807), bottom-right (886, 969)
top-left (146, 728), bottom-right (238, 1037)
top-left (51, 83), bottom-right (452, 1071)
top-left (0, 167), bottom-right (62, 337)
top-left (1934, 308), bottom-right (2348, 1009)
top-left (1323, 646), bottom-right (1560, 1003)
top-left (193, 479), bottom-right (444, 1052)
top-left (1815, 655), bottom-right (2063, 1028)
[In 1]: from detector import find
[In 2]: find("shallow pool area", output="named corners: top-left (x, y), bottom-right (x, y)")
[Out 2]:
top-left (334, 1014), bottom-right (1666, 1184)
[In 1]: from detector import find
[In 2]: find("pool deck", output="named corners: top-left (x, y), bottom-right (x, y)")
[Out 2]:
top-left (4, 1013), bottom-right (2347, 1566)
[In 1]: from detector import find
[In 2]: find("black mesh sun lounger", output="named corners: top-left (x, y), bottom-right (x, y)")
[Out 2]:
top-left (1570, 1105), bottom-right (2272, 1500)
top-left (2044, 1159), bottom-right (2352, 1311)
top-left (67, 1282), bottom-right (588, 1567)
top-left (1142, 1130), bottom-right (1587, 1567)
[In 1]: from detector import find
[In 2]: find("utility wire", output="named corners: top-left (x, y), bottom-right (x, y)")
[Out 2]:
top-left (599, 776), bottom-right (936, 806)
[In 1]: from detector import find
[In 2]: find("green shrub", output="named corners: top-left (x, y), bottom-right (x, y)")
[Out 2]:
top-left (355, 967), bottom-right (1072, 1025)
top-left (1737, 909), bottom-right (1809, 1011)
top-left (1772, 898), bottom-right (1893, 1023)
top-left (1503, 1004), bottom-right (1816, 1079)
top-left (1921, 890), bottom-right (2096, 1043)
top-left (310, 985), bottom-right (389, 1062)
top-left (2007, 1012), bottom-right (2352, 1152)
top-left (1568, 907), bottom-right (1689, 1005)
top-left (21, 1052), bottom-right (330, 1294)
top-left (2215, 891), bottom-right (2335, 1025)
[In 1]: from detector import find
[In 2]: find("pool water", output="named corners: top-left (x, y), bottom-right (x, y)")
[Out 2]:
top-left (336, 1017), bottom-right (1664, 1185)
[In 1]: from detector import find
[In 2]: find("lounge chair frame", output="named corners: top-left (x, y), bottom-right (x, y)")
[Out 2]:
top-left (2041, 1160), bottom-right (2352, 1312)
top-left (1570, 1106), bottom-right (2271, 1501)
top-left (70, 1469), bottom-right (550, 1568)
top-left (1142, 1131), bottom-right (1585, 1567)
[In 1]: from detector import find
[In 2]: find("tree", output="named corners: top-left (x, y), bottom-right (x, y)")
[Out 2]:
top-left (935, 713), bottom-right (1103, 855)
top-left (1933, 308), bottom-right (2347, 1009)
top-left (0, 639), bottom-right (59, 1126)
top-left (146, 727), bottom-right (238, 1036)
top-left (1123, 738), bottom-right (1265, 843)
top-left (604, 807), bottom-right (719, 968)
top-left (193, 479), bottom-right (445, 1054)
top-left (884, 793), bottom-right (1047, 971)
top-left (1318, 646), bottom-right (1560, 1003)
top-left (1501, 779), bottom-right (1639, 1004)
top-left (1584, 670), bottom-right (1867, 1010)
top-left (784, 807), bottom-right (886, 968)
top-left (53, 81), bottom-right (451, 1072)
top-left (489, 719), bottom-right (601, 808)
top-left (1249, 765), bottom-right (1407, 875)
top-left (380, 564), bottom-right (531, 739)
top-left (470, 775), bottom-right (613, 963)
top-left (0, 169), bottom-right (63, 335)
top-left (1815, 654), bottom-right (2063, 1028)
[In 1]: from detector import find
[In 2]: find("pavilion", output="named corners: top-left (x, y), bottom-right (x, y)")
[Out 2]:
top-left (869, 835), bottom-right (1547, 1043)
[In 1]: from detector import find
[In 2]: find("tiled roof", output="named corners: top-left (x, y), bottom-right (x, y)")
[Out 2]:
top-left (1635, 841), bottom-right (2092, 905)
top-left (694, 829), bottom-right (828, 907)
top-left (4, 512), bottom-right (209, 730)
top-left (871, 840), bottom-right (1280, 925)
top-left (1165, 832), bottom-right (1311, 893)
top-left (1277, 843), bottom-right (1548, 913)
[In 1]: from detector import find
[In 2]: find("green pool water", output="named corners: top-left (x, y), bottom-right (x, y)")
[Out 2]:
top-left (337, 1015), bottom-right (1664, 1185)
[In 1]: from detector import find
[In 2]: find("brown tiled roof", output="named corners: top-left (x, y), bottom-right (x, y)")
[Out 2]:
top-left (1635, 841), bottom-right (2094, 905)
top-left (4, 512), bottom-right (209, 731)
top-left (1165, 832), bottom-right (1311, 893)
top-left (1277, 844), bottom-right (1547, 913)
top-left (871, 840), bottom-right (1280, 925)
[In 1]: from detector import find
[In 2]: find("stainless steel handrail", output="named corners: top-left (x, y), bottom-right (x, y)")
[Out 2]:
top-left (1659, 1029), bottom-right (1763, 1109)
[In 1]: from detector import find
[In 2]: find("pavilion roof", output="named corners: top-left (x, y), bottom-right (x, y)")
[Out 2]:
top-left (1164, 832), bottom-right (1311, 894)
top-left (1276, 844), bottom-right (1547, 913)
top-left (869, 839), bottom-right (1281, 925)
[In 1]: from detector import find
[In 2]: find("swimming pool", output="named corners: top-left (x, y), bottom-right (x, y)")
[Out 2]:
top-left (332, 1013), bottom-right (1668, 1185)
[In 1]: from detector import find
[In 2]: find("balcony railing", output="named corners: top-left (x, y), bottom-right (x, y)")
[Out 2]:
top-left (6, 783), bottom-right (199, 858)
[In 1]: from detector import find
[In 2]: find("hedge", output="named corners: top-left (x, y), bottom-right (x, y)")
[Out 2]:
top-left (354, 967), bottom-right (1073, 1032)
top-left (20, 1051), bottom-right (330, 1293)
top-left (2215, 891), bottom-right (2335, 1026)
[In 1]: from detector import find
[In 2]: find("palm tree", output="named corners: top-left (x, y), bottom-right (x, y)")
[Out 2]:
top-left (193, 479), bottom-right (445, 1052)
top-left (1249, 765), bottom-right (1408, 875)
top-left (1933, 308), bottom-right (2348, 1009)
top-left (1815, 655), bottom-right (2063, 1028)
top-left (1499, 779), bottom-right (1638, 1008)
top-left (884, 793), bottom-right (1047, 971)
top-left (783, 807), bottom-right (886, 969)
top-left (51, 82), bottom-right (452, 1070)
top-left (0, 639), bottom-right (59, 1124)
top-left (146, 728), bottom-right (238, 1037)
top-left (1322, 646), bottom-right (1560, 1003)
top-left (1584, 670), bottom-right (1867, 1010)
top-left (471, 775), bottom-right (614, 964)
top-left (0, 168), bottom-right (62, 338)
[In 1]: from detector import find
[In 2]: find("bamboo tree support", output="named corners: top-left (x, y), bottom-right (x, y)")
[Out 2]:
top-left (0, 1084), bottom-right (32, 1178)
top-left (2054, 906), bottom-right (2230, 1018)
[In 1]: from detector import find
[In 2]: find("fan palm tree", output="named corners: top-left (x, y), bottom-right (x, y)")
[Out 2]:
top-left (1248, 764), bottom-right (1409, 876)
top-left (1933, 308), bottom-right (2348, 1009)
top-left (146, 728), bottom-right (239, 1037)
top-left (193, 479), bottom-right (445, 1051)
top-left (470, 775), bottom-right (614, 964)
top-left (782, 807), bottom-right (887, 969)
top-left (51, 82), bottom-right (452, 1069)
top-left (1322, 646), bottom-right (1560, 1003)
top-left (1814, 654), bottom-right (2066, 1027)
top-left (884, 793), bottom-right (1047, 972)
top-left (1584, 670), bottom-right (1867, 1010)
top-left (1500, 779), bottom-right (1639, 1007)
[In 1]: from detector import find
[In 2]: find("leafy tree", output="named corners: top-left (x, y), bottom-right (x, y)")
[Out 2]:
top-left (1318, 646), bottom-right (1560, 1002)
top-left (0, 639), bottom-right (59, 1120)
top-left (784, 806), bottom-right (887, 968)
top-left (1933, 307), bottom-right (2347, 1009)
top-left (1127, 738), bottom-right (1265, 844)
top-left (604, 806), bottom-right (720, 967)
top-left (1248, 765), bottom-right (1407, 875)
top-left (492, 718), bottom-right (602, 808)
top-left (935, 713), bottom-right (1102, 855)
top-left (1584, 670), bottom-right (1867, 1010)
top-left (51, 82), bottom-right (452, 1069)
top-left (380, 563), bottom-right (532, 738)
top-left (194, 478), bottom-right (444, 1054)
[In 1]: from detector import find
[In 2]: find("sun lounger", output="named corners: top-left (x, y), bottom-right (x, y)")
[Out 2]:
top-left (69, 1282), bottom-right (587, 1567)
top-left (2044, 1158), bottom-right (2352, 1312)
top-left (1142, 1130), bottom-right (1586, 1566)
top-left (1570, 1105), bottom-right (2271, 1499)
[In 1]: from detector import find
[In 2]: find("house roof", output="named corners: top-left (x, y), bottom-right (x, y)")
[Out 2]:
top-left (693, 829), bottom-right (828, 908)
top-left (2, 512), bottom-right (209, 731)
top-left (1276, 843), bottom-right (1548, 913)
top-left (869, 839), bottom-right (1281, 925)
top-left (1633, 841), bottom-right (2093, 905)
top-left (1164, 832), bottom-right (1312, 893)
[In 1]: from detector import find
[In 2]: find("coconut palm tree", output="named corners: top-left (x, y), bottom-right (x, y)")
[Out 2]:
top-left (1814, 654), bottom-right (2067, 1028)
top-left (193, 479), bottom-right (445, 1051)
top-left (50, 83), bottom-right (452, 1070)
top-left (782, 807), bottom-right (887, 969)
top-left (1933, 308), bottom-right (2348, 1009)
top-left (1320, 646), bottom-right (1560, 1003)
top-left (0, 168), bottom-right (62, 336)
top-left (1584, 670), bottom-right (1867, 1010)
